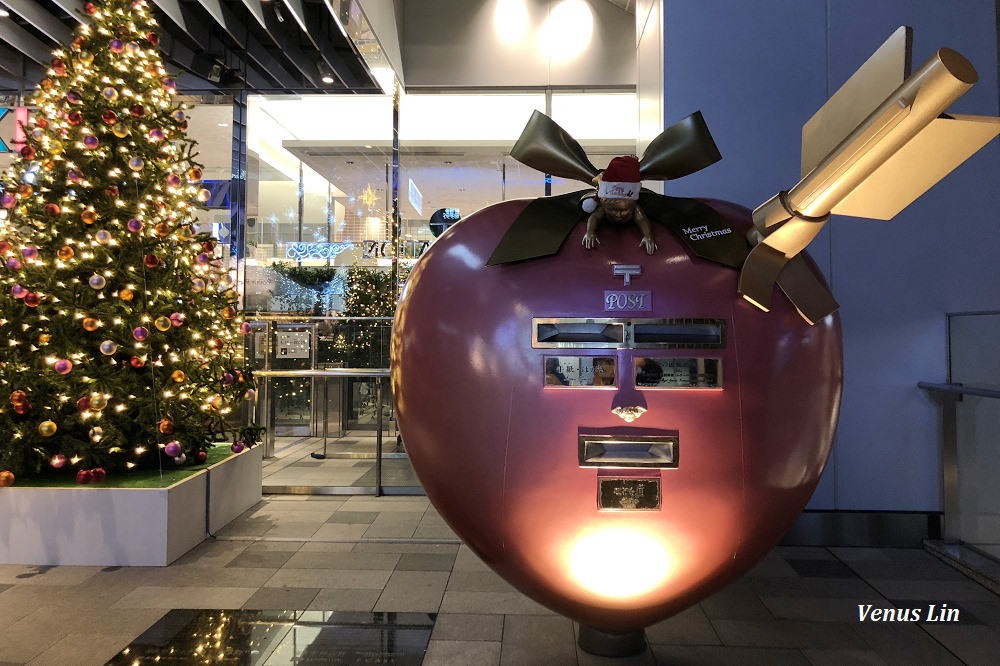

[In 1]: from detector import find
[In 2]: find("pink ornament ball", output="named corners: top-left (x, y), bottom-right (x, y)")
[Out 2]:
top-left (221, 372), bottom-right (234, 386)
top-left (127, 218), bottom-right (143, 233)
top-left (133, 326), bottom-right (149, 342)
top-left (83, 135), bottom-right (99, 150)
top-left (164, 441), bottom-right (182, 457)
top-left (11, 284), bottom-right (27, 298)
top-left (110, 40), bottom-right (124, 53)
top-left (162, 77), bottom-right (176, 91)
top-left (231, 441), bottom-right (245, 454)
top-left (21, 246), bottom-right (38, 259)
top-left (170, 312), bottom-right (185, 326)
top-left (239, 322), bottom-right (252, 334)
top-left (1, 193), bottom-right (16, 208)
top-left (51, 454), bottom-right (67, 469)
top-left (54, 359), bottom-right (73, 375)
top-left (165, 173), bottom-right (181, 187)
top-left (68, 170), bottom-right (82, 183)
top-left (149, 128), bottom-right (165, 142)
top-left (128, 157), bottom-right (144, 171)
top-left (196, 253), bottom-right (211, 265)
top-left (7, 258), bottom-right (23, 270)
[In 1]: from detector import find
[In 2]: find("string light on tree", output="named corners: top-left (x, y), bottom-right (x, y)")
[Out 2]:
top-left (0, 0), bottom-right (257, 483)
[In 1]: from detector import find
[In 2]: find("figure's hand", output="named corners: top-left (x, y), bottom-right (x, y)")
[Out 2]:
top-left (640, 237), bottom-right (657, 255)
top-left (583, 232), bottom-right (600, 249)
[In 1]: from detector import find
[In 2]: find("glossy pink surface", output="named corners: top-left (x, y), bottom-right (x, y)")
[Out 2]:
top-left (391, 199), bottom-right (843, 632)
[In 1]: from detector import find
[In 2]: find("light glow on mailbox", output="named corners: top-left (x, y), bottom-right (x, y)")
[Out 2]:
top-left (568, 527), bottom-right (671, 598)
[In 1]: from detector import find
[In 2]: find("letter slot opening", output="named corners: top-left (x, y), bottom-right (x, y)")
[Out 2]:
top-left (534, 319), bottom-right (625, 347)
top-left (631, 319), bottom-right (725, 348)
top-left (579, 435), bottom-right (679, 468)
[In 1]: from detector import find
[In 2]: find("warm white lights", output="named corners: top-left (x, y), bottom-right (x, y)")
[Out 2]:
top-left (494, 0), bottom-right (529, 44)
top-left (538, 0), bottom-right (593, 63)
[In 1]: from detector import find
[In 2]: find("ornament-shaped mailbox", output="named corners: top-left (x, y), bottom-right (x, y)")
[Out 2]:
top-left (391, 27), bottom-right (998, 654)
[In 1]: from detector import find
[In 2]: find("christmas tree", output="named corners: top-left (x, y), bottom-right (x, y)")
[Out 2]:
top-left (0, 0), bottom-right (253, 482)
top-left (340, 265), bottom-right (406, 367)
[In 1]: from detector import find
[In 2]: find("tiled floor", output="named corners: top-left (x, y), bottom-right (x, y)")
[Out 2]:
top-left (2, 494), bottom-right (1000, 664)
top-left (262, 434), bottom-right (421, 491)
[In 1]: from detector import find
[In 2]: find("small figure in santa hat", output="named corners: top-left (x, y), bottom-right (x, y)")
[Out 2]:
top-left (582, 155), bottom-right (656, 255)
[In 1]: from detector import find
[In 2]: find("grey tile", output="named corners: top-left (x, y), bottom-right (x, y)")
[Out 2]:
top-left (447, 570), bottom-right (517, 593)
top-left (27, 628), bottom-right (162, 666)
top-left (326, 511), bottom-right (379, 524)
top-left (866, 578), bottom-right (1000, 602)
top-left (110, 585), bottom-right (258, 609)
top-left (242, 586), bottom-right (320, 610)
top-left (311, 523), bottom-right (372, 540)
top-left (353, 542), bottom-right (460, 555)
top-left (374, 571), bottom-right (450, 613)
top-left (786, 558), bottom-right (859, 579)
top-left (308, 587), bottom-right (382, 612)
top-left (243, 540), bottom-right (307, 553)
top-left (852, 621), bottom-right (964, 665)
top-left (802, 649), bottom-right (887, 665)
top-left (424, 640), bottom-right (501, 666)
top-left (396, 552), bottom-right (457, 571)
top-left (701, 580), bottom-right (775, 620)
top-left (577, 642), bottom-right (657, 666)
top-left (920, 623), bottom-right (1000, 666)
top-left (261, 521), bottom-right (325, 539)
top-left (266, 568), bottom-right (392, 590)
top-left (226, 550), bottom-right (297, 569)
top-left (762, 598), bottom-right (895, 623)
top-left (776, 547), bottom-right (839, 560)
top-left (440, 591), bottom-right (556, 615)
top-left (644, 605), bottom-right (720, 645)
top-left (651, 645), bottom-right (809, 665)
top-left (748, 576), bottom-right (881, 599)
top-left (500, 614), bottom-right (577, 665)
top-left (711, 619), bottom-right (869, 650)
top-left (452, 545), bottom-right (493, 572)
top-left (430, 613), bottom-right (504, 642)
top-left (363, 513), bottom-right (422, 538)
top-left (282, 550), bottom-right (400, 570)
top-left (214, 517), bottom-right (275, 537)
top-left (0, 565), bottom-right (101, 586)
top-left (171, 538), bottom-right (249, 566)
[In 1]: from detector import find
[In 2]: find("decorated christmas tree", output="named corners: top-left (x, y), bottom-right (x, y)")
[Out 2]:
top-left (0, 0), bottom-right (254, 483)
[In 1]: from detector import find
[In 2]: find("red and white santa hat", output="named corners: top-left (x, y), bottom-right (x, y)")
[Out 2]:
top-left (583, 155), bottom-right (641, 212)
top-left (598, 156), bottom-right (641, 200)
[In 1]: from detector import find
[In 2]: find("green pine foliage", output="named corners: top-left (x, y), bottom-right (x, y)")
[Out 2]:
top-left (339, 265), bottom-right (406, 367)
top-left (0, 0), bottom-right (254, 479)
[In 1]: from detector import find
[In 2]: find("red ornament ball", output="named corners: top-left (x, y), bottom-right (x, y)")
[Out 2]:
top-left (51, 454), bottom-right (67, 468)
top-left (143, 254), bottom-right (160, 268)
top-left (13, 402), bottom-right (31, 415)
top-left (159, 418), bottom-right (174, 434)
top-left (146, 32), bottom-right (160, 45)
top-left (20, 145), bottom-right (36, 160)
top-left (67, 112), bottom-right (83, 125)
top-left (195, 451), bottom-right (207, 463)
top-left (0, 471), bottom-right (14, 487)
top-left (77, 396), bottom-right (91, 411)
top-left (130, 356), bottom-right (145, 368)
top-left (76, 470), bottom-right (92, 485)
top-left (83, 2), bottom-right (97, 15)
top-left (130, 104), bottom-right (146, 117)
top-left (9, 390), bottom-right (27, 406)
top-left (102, 110), bottom-right (118, 124)
top-left (90, 468), bottom-right (106, 483)
top-left (24, 293), bottom-right (41, 307)
top-left (44, 203), bottom-right (61, 216)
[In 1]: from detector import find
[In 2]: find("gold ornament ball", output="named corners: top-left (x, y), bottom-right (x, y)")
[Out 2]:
top-left (154, 222), bottom-right (171, 237)
top-left (38, 334), bottom-right (52, 344)
top-left (177, 227), bottom-right (194, 241)
top-left (49, 139), bottom-right (64, 155)
top-left (82, 317), bottom-right (100, 331)
top-left (222, 305), bottom-right (237, 319)
top-left (38, 420), bottom-right (57, 437)
top-left (112, 124), bottom-right (129, 138)
top-left (79, 51), bottom-right (94, 65)
top-left (16, 183), bottom-right (33, 197)
top-left (0, 470), bottom-right (14, 487)
top-left (171, 370), bottom-right (185, 383)
top-left (81, 209), bottom-right (97, 224)
top-left (57, 245), bottom-right (75, 260)
top-left (225, 289), bottom-right (239, 302)
top-left (154, 316), bottom-right (171, 331)
top-left (118, 287), bottom-right (134, 302)
top-left (90, 396), bottom-right (108, 411)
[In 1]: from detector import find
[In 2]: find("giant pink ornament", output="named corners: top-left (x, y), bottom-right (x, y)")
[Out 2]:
top-left (391, 198), bottom-right (842, 635)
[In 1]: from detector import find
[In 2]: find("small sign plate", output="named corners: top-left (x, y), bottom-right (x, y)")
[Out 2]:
top-left (598, 478), bottom-right (661, 511)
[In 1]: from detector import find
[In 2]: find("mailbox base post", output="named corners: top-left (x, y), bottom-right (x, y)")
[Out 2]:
top-left (578, 625), bottom-right (646, 657)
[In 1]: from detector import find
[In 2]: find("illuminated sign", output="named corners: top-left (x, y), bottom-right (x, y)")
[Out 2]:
top-left (362, 240), bottom-right (430, 259)
top-left (284, 242), bottom-right (356, 261)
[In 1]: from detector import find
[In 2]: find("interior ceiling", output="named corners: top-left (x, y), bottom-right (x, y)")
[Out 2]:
top-left (0, 0), bottom-right (381, 95)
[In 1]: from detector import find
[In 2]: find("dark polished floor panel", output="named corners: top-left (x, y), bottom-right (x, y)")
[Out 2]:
top-left (106, 610), bottom-right (435, 665)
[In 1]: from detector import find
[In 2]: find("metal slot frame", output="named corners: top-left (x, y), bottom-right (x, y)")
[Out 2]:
top-left (635, 357), bottom-right (724, 389)
top-left (533, 317), bottom-right (726, 349)
top-left (578, 434), bottom-right (679, 468)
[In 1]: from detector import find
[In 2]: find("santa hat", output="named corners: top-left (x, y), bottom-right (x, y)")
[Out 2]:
top-left (582, 156), bottom-right (640, 212)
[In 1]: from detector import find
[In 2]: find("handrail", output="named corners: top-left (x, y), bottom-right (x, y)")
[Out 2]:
top-left (918, 382), bottom-right (1000, 399)
top-left (246, 316), bottom-right (394, 322)
top-left (255, 369), bottom-right (390, 378)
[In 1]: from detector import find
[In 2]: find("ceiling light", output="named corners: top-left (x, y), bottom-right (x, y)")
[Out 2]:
top-left (318, 62), bottom-right (335, 85)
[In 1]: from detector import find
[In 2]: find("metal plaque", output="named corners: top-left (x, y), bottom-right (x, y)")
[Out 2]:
top-left (545, 356), bottom-right (617, 387)
top-left (635, 357), bottom-right (723, 388)
top-left (598, 478), bottom-right (661, 511)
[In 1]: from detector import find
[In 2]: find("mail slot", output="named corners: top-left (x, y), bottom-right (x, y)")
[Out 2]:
top-left (534, 317), bottom-right (725, 349)
top-left (578, 435), bottom-right (678, 468)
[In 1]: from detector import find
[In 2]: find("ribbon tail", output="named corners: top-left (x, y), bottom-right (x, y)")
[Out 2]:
top-left (775, 257), bottom-right (840, 325)
top-left (640, 193), bottom-right (749, 269)
top-left (486, 191), bottom-right (588, 266)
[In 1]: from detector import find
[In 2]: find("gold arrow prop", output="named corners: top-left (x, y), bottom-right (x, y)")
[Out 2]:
top-left (740, 26), bottom-right (1000, 323)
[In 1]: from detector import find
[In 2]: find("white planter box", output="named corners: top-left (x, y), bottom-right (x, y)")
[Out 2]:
top-left (0, 446), bottom-right (262, 566)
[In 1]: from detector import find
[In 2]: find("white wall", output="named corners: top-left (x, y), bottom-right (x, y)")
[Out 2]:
top-left (402, 0), bottom-right (636, 88)
top-left (660, 0), bottom-right (1000, 511)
